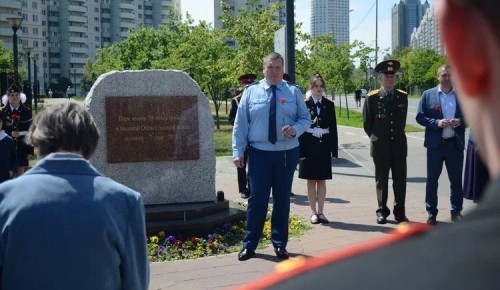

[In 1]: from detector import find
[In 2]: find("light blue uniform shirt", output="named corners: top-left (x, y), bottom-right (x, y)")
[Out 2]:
top-left (232, 79), bottom-right (311, 157)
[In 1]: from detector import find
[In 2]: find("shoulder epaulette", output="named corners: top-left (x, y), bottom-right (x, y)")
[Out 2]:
top-left (396, 89), bottom-right (408, 95)
top-left (367, 89), bottom-right (380, 97)
top-left (285, 81), bottom-right (301, 89)
top-left (323, 97), bottom-right (334, 104)
top-left (245, 82), bottom-right (258, 89)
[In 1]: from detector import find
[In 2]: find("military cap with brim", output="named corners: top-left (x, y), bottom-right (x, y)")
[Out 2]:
top-left (8, 83), bottom-right (21, 94)
top-left (238, 73), bottom-right (257, 84)
top-left (375, 60), bottom-right (400, 74)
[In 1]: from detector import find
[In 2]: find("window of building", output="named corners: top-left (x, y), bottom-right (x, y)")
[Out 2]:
top-left (95, 27), bottom-right (99, 32)
top-left (139, 14), bottom-right (142, 19)
top-left (33, 41), bottom-right (39, 48)
top-left (94, 7), bottom-right (99, 12)
top-left (21, 27), bottom-right (28, 34)
top-left (43, 41), bottom-right (46, 47)
top-left (33, 27), bottom-right (38, 34)
top-left (95, 36), bottom-right (100, 41)
top-left (22, 13), bottom-right (27, 21)
top-left (32, 2), bottom-right (38, 9)
top-left (22, 1), bottom-right (27, 8)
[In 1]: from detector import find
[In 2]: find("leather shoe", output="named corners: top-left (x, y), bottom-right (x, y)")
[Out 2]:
top-left (427, 214), bottom-right (437, 225)
top-left (376, 215), bottom-right (387, 224)
top-left (451, 213), bottom-right (463, 222)
top-left (395, 216), bottom-right (409, 224)
top-left (238, 249), bottom-right (255, 261)
top-left (274, 247), bottom-right (289, 259)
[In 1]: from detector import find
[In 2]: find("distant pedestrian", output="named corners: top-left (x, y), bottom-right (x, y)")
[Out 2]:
top-left (48, 89), bottom-right (53, 98)
top-left (66, 86), bottom-right (71, 99)
top-left (355, 89), bottom-right (362, 107)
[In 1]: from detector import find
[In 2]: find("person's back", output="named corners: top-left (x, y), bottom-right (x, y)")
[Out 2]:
top-left (0, 103), bottom-right (148, 290)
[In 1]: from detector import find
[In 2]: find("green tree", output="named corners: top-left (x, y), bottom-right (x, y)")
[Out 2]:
top-left (219, 0), bottom-right (283, 83)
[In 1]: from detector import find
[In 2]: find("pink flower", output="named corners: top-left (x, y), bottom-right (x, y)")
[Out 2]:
top-left (434, 104), bottom-right (441, 111)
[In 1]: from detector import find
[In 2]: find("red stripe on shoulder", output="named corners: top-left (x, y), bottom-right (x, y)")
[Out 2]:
top-left (236, 222), bottom-right (431, 290)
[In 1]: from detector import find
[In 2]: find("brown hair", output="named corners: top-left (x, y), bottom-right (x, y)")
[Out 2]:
top-left (27, 102), bottom-right (99, 159)
top-left (308, 77), bottom-right (326, 91)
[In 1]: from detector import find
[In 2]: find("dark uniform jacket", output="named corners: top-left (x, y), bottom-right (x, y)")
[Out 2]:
top-left (2, 104), bottom-right (34, 157)
top-left (299, 96), bottom-right (338, 159)
top-left (363, 87), bottom-right (407, 160)
top-left (228, 94), bottom-right (242, 126)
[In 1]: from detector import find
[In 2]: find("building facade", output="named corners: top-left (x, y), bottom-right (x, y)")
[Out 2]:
top-left (310, 0), bottom-right (349, 44)
top-left (214, 0), bottom-right (287, 30)
top-left (409, 6), bottom-right (443, 55)
top-left (0, 0), bottom-right (180, 96)
top-left (391, 0), bottom-right (429, 52)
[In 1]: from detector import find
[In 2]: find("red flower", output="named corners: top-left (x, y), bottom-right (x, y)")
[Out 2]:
top-left (278, 98), bottom-right (286, 104)
top-left (434, 104), bottom-right (441, 111)
top-left (10, 113), bottom-right (21, 120)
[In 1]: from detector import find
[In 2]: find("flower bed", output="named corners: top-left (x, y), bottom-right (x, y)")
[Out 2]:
top-left (147, 208), bottom-right (310, 262)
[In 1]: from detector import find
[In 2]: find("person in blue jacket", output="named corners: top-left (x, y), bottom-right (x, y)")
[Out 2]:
top-left (0, 102), bottom-right (149, 290)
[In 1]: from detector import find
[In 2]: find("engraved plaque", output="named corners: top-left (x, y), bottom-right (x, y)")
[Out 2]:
top-left (105, 96), bottom-right (199, 163)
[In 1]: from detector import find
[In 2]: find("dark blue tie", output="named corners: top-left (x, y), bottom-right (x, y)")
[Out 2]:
top-left (268, 85), bottom-right (277, 144)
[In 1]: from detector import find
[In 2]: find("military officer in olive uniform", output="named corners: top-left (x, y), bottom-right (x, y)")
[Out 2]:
top-left (362, 60), bottom-right (409, 224)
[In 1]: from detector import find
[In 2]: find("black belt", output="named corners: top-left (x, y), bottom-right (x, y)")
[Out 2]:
top-left (442, 137), bottom-right (456, 142)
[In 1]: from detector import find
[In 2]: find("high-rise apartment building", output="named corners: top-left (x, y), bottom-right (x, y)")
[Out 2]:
top-left (214, 0), bottom-right (287, 30)
top-left (410, 6), bottom-right (443, 55)
top-left (310, 0), bottom-right (349, 44)
top-left (0, 0), bottom-right (180, 95)
top-left (391, 0), bottom-right (429, 52)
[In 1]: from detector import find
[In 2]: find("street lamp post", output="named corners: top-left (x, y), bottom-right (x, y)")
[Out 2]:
top-left (23, 46), bottom-right (33, 110)
top-left (7, 16), bottom-right (23, 85)
top-left (73, 69), bottom-right (77, 96)
top-left (33, 55), bottom-right (38, 112)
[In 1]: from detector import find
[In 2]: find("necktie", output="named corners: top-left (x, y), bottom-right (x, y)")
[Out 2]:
top-left (387, 93), bottom-right (393, 102)
top-left (268, 85), bottom-right (277, 144)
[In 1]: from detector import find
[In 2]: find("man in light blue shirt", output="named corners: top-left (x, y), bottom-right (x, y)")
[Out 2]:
top-left (416, 64), bottom-right (466, 225)
top-left (232, 52), bottom-right (310, 261)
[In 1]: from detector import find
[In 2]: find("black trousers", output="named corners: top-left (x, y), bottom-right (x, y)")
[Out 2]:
top-left (373, 157), bottom-right (407, 218)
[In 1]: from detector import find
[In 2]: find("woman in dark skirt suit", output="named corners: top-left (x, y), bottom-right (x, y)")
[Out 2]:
top-left (463, 134), bottom-right (489, 202)
top-left (299, 76), bottom-right (338, 224)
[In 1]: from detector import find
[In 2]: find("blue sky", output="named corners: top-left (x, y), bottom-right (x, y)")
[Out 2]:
top-left (181, 0), bottom-right (435, 61)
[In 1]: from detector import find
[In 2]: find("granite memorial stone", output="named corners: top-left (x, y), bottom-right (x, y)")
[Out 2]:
top-left (85, 70), bottom-right (215, 205)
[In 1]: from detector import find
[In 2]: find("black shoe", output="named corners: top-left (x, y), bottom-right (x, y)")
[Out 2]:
top-left (238, 249), bottom-right (255, 261)
top-left (274, 247), bottom-right (289, 259)
top-left (290, 192), bottom-right (295, 197)
top-left (451, 213), bottom-right (463, 222)
top-left (376, 215), bottom-right (387, 224)
top-left (427, 214), bottom-right (437, 225)
top-left (395, 216), bottom-right (409, 224)
top-left (240, 191), bottom-right (249, 199)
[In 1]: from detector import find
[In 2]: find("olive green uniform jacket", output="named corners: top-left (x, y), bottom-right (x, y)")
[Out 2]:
top-left (362, 87), bottom-right (408, 160)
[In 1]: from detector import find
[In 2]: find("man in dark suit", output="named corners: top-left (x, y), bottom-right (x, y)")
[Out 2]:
top-left (363, 60), bottom-right (409, 224)
top-left (416, 64), bottom-right (465, 225)
top-left (229, 73), bottom-right (257, 199)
